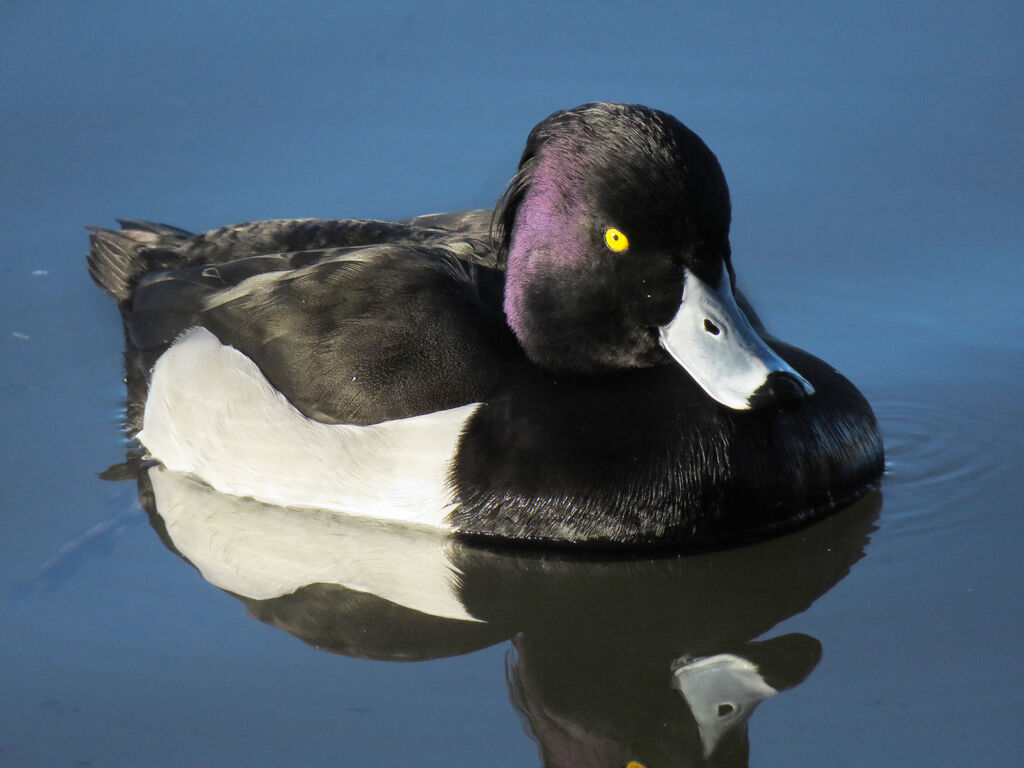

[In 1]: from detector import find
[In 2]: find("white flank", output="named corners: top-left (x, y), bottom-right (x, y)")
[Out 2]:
top-left (138, 327), bottom-right (479, 528)
top-left (149, 465), bottom-right (480, 622)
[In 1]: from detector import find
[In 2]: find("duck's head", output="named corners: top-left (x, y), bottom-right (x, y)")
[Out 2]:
top-left (496, 102), bottom-right (813, 410)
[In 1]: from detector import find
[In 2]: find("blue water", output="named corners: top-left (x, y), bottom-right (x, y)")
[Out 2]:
top-left (2, 1), bottom-right (1023, 765)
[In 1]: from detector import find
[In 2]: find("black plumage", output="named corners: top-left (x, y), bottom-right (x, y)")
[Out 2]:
top-left (88, 102), bottom-right (884, 546)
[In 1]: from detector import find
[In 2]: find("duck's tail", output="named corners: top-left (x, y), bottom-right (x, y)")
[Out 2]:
top-left (86, 219), bottom-right (194, 303)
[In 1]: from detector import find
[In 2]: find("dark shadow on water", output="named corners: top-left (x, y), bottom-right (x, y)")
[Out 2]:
top-left (105, 459), bottom-right (880, 767)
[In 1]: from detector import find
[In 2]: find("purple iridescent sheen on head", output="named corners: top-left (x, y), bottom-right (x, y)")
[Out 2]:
top-left (493, 102), bottom-right (733, 375)
top-left (503, 144), bottom-right (587, 340)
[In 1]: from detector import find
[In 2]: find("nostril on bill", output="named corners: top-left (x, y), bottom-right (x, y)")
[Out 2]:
top-left (703, 319), bottom-right (720, 335)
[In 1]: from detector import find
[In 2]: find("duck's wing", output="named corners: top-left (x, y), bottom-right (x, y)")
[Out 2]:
top-left (163, 213), bottom-right (494, 266)
top-left (398, 209), bottom-right (492, 238)
top-left (126, 242), bottom-right (517, 426)
top-left (87, 212), bottom-right (496, 304)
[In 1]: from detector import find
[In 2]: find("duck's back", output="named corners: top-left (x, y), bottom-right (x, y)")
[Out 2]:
top-left (89, 214), bottom-right (518, 425)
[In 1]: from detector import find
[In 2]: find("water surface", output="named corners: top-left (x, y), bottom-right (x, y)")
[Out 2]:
top-left (2, 1), bottom-right (1022, 765)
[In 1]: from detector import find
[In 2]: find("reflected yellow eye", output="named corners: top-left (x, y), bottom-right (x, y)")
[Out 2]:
top-left (604, 227), bottom-right (629, 252)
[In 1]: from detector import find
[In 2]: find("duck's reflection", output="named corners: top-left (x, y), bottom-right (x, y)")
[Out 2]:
top-left (137, 463), bottom-right (880, 767)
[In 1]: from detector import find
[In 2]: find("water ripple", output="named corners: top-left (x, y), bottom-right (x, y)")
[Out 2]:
top-left (872, 390), bottom-right (1021, 536)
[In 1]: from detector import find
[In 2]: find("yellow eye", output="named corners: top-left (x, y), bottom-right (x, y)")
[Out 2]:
top-left (604, 227), bottom-right (629, 252)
